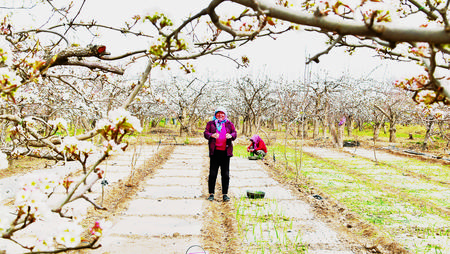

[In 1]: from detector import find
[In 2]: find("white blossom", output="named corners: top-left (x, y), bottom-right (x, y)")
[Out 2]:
top-left (0, 67), bottom-right (20, 86)
top-left (127, 115), bottom-right (143, 132)
top-left (59, 136), bottom-right (97, 155)
top-left (55, 222), bottom-right (83, 248)
top-left (15, 188), bottom-right (32, 207)
top-left (95, 118), bottom-right (112, 130)
top-left (32, 238), bottom-right (54, 252)
top-left (48, 118), bottom-right (68, 130)
top-left (108, 107), bottom-right (130, 125)
top-left (102, 140), bottom-right (127, 154)
top-left (107, 107), bottom-right (142, 132)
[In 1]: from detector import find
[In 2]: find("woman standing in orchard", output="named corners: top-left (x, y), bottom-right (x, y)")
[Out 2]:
top-left (204, 107), bottom-right (237, 202)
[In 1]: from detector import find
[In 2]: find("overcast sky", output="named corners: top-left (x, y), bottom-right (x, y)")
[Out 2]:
top-left (3, 0), bottom-right (424, 82)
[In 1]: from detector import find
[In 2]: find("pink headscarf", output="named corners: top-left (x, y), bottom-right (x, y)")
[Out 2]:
top-left (213, 106), bottom-right (228, 132)
top-left (250, 135), bottom-right (262, 144)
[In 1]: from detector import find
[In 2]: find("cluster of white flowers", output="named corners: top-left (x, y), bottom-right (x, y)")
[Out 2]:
top-left (109, 107), bottom-right (143, 132)
top-left (49, 117), bottom-right (68, 130)
top-left (55, 222), bottom-right (83, 248)
top-left (14, 177), bottom-right (57, 219)
top-left (95, 107), bottom-right (143, 134)
top-left (418, 103), bottom-right (448, 119)
top-left (108, 107), bottom-right (130, 125)
top-left (59, 136), bottom-right (97, 156)
top-left (102, 140), bottom-right (127, 154)
top-left (14, 89), bottom-right (39, 103)
top-left (416, 90), bottom-right (436, 105)
top-left (0, 67), bottom-right (20, 87)
top-left (94, 118), bottom-right (111, 131)
top-left (0, 151), bottom-right (7, 170)
top-left (32, 238), bottom-right (54, 252)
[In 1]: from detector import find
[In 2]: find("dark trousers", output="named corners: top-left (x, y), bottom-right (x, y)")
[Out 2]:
top-left (208, 150), bottom-right (230, 195)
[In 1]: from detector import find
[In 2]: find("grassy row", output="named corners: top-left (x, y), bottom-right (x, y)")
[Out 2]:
top-left (234, 197), bottom-right (307, 253)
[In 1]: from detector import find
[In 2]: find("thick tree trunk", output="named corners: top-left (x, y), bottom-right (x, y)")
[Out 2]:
top-left (347, 116), bottom-right (354, 137)
top-left (422, 121), bottom-right (434, 150)
top-left (358, 120), bottom-right (364, 131)
top-left (373, 122), bottom-right (382, 141)
top-left (313, 118), bottom-right (320, 139)
top-left (270, 117), bottom-right (276, 130)
top-left (330, 122), bottom-right (338, 147)
top-left (337, 123), bottom-right (344, 147)
top-left (389, 125), bottom-right (397, 142)
top-left (321, 119), bottom-right (327, 138)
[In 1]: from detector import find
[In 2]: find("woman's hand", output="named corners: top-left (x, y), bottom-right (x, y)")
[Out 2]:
top-left (211, 133), bottom-right (219, 139)
top-left (226, 133), bottom-right (232, 139)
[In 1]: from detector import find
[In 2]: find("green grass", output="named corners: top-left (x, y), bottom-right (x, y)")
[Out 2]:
top-left (234, 197), bottom-right (307, 253)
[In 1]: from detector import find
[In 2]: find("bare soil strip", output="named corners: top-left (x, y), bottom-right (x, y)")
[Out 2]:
top-left (79, 145), bottom-right (174, 247)
top-left (201, 153), bottom-right (242, 254)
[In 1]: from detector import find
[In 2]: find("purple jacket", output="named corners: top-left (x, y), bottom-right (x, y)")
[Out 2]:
top-left (204, 120), bottom-right (237, 157)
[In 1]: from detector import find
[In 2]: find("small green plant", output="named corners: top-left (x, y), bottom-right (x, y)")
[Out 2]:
top-left (234, 196), bottom-right (307, 253)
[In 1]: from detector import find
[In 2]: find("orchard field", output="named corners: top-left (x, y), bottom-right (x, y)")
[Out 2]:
top-left (2, 0), bottom-right (450, 253)
top-left (1, 115), bottom-right (450, 253)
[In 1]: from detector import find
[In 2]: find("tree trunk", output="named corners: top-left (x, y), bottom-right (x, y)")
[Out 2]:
top-left (422, 121), bottom-right (434, 150)
top-left (337, 123), bottom-right (344, 147)
top-left (313, 118), bottom-right (319, 139)
top-left (297, 121), bottom-right (302, 137)
top-left (321, 119), bottom-right (327, 138)
top-left (302, 120), bottom-right (308, 138)
top-left (389, 124), bottom-right (397, 142)
top-left (373, 122), bottom-right (382, 141)
top-left (232, 116), bottom-right (239, 131)
top-left (358, 120), bottom-right (364, 131)
top-left (330, 122), bottom-right (338, 147)
top-left (150, 118), bottom-right (159, 128)
top-left (347, 116), bottom-right (354, 137)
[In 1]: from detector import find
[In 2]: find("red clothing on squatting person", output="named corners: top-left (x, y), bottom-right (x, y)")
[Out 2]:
top-left (247, 134), bottom-right (267, 158)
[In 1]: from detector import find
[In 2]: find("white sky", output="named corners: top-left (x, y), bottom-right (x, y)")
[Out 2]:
top-left (3, 0), bottom-right (424, 82)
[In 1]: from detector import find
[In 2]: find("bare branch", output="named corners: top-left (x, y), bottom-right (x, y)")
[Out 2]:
top-left (307, 34), bottom-right (344, 64)
top-left (230, 0), bottom-right (450, 44)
